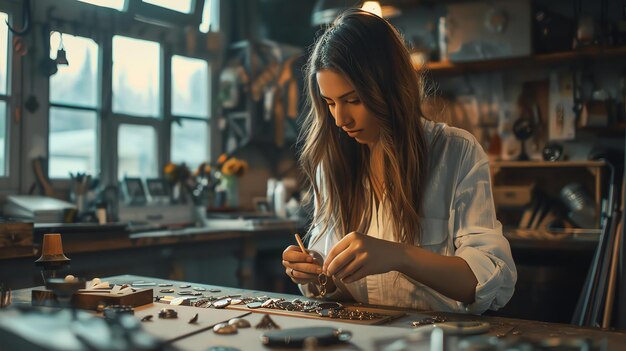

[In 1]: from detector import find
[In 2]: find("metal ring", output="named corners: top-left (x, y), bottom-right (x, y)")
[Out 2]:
top-left (289, 268), bottom-right (294, 277)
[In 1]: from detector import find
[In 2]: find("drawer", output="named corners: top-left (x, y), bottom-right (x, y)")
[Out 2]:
top-left (493, 184), bottom-right (534, 207)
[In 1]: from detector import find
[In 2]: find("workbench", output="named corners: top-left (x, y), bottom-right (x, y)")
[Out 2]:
top-left (5, 274), bottom-right (626, 351)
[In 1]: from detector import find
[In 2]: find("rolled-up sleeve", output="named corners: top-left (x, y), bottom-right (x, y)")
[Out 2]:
top-left (453, 144), bottom-right (517, 314)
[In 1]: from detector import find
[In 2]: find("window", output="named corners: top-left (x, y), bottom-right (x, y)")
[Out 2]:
top-left (170, 55), bottom-right (210, 169)
top-left (49, 33), bottom-right (100, 178)
top-left (200, 0), bottom-right (219, 33)
top-left (142, 0), bottom-right (193, 14)
top-left (171, 55), bottom-right (209, 118)
top-left (112, 35), bottom-right (161, 118)
top-left (0, 12), bottom-right (8, 177)
top-left (118, 124), bottom-right (158, 179)
top-left (77, 0), bottom-right (127, 11)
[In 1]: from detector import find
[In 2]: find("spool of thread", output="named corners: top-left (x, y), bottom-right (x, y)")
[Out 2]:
top-left (35, 233), bottom-right (71, 267)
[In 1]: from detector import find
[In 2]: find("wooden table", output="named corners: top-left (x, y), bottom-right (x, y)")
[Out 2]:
top-left (7, 274), bottom-right (626, 351)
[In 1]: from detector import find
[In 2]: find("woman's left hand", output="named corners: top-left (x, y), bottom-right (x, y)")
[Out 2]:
top-left (323, 231), bottom-right (402, 284)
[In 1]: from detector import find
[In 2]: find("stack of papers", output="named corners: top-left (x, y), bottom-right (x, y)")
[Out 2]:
top-left (3, 196), bottom-right (76, 223)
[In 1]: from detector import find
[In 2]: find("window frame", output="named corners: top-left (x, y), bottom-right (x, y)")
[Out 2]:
top-left (47, 31), bottom-right (102, 180)
top-left (169, 53), bottom-right (212, 169)
top-left (109, 33), bottom-right (167, 182)
top-left (9, 0), bottom-right (222, 194)
top-left (128, 0), bottom-right (204, 28)
top-left (0, 2), bottom-right (22, 192)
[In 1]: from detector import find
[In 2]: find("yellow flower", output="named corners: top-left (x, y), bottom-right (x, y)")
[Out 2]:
top-left (221, 157), bottom-right (248, 176)
top-left (164, 163), bottom-right (176, 175)
top-left (217, 153), bottom-right (228, 165)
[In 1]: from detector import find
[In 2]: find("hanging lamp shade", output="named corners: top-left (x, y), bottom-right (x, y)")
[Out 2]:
top-left (55, 48), bottom-right (69, 65)
top-left (311, 0), bottom-right (401, 26)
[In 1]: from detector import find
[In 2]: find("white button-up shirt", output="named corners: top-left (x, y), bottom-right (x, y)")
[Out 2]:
top-left (301, 119), bottom-right (517, 314)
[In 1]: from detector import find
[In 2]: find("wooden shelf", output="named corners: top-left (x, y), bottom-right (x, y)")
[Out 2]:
top-left (417, 46), bottom-right (626, 75)
top-left (491, 160), bottom-right (606, 168)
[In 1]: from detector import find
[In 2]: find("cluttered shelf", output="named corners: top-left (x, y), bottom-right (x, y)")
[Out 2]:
top-left (417, 46), bottom-right (626, 75)
top-left (490, 160), bottom-right (605, 169)
top-left (491, 161), bottom-right (605, 238)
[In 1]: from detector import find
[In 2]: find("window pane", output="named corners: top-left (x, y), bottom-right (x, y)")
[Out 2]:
top-left (77, 0), bottom-right (126, 11)
top-left (171, 119), bottom-right (209, 170)
top-left (50, 33), bottom-right (99, 107)
top-left (0, 12), bottom-right (9, 95)
top-left (118, 124), bottom-right (157, 179)
top-left (112, 36), bottom-right (161, 117)
top-left (172, 55), bottom-right (209, 118)
top-left (0, 101), bottom-right (6, 176)
top-left (199, 0), bottom-right (219, 33)
top-left (143, 0), bottom-right (193, 13)
top-left (49, 107), bottom-right (97, 178)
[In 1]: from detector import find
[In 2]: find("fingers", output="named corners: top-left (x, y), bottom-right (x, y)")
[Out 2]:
top-left (283, 244), bottom-right (322, 284)
top-left (283, 245), bottom-right (315, 263)
top-left (282, 260), bottom-right (322, 275)
top-left (285, 267), bottom-right (317, 280)
top-left (284, 267), bottom-right (317, 284)
top-left (323, 232), bottom-right (358, 272)
top-left (341, 266), bottom-right (366, 284)
top-left (333, 253), bottom-right (363, 281)
top-left (325, 248), bottom-right (355, 277)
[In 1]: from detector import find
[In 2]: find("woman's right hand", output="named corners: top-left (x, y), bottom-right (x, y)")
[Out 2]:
top-left (282, 245), bottom-right (323, 284)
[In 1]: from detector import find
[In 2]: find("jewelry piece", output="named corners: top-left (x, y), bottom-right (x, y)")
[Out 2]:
top-left (254, 314), bottom-right (281, 329)
top-left (213, 298), bottom-right (231, 309)
top-left (158, 308), bottom-right (178, 319)
top-left (247, 301), bottom-right (263, 309)
top-left (411, 316), bottom-right (447, 326)
top-left (289, 268), bottom-right (294, 277)
top-left (140, 315), bottom-right (153, 322)
top-left (228, 318), bottom-right (251, 328)
top-left (170, 297), bottom-right (187, 306)
top-left (179, 284), bottom-right (191, 288)
top-left (188, 313), bottom-right (199, 324)
top-left (318, 273), bottom-right (328, 297)
top-left (213, 322), bottom-right (238, 335)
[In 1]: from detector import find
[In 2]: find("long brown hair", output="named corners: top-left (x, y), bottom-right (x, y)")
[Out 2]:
top-left (299, 9), bottom-right (428, 245)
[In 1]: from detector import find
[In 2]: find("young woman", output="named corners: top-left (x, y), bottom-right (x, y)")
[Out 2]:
top-left (282, 9), bottom-right (516, 314)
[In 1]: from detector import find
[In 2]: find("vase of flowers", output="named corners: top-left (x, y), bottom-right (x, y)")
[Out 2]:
top-left (164, 162), bottom-right (191, 204)
top-left (216, 154), bottom-right (248, 208)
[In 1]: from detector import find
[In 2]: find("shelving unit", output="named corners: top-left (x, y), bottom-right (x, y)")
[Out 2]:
top-left (490, 160), bottom-right (606, 235)
top-left (416, 46), bottom-right (626, 75)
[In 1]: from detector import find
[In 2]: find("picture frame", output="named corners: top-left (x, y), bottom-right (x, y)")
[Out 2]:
top-left (146, 178), bottom-right (170, 203)
top-left (122, 177), bottom-right (147, 205)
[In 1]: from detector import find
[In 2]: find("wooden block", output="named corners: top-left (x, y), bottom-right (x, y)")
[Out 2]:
top-left (32, 288), bottom-right (153, 310)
